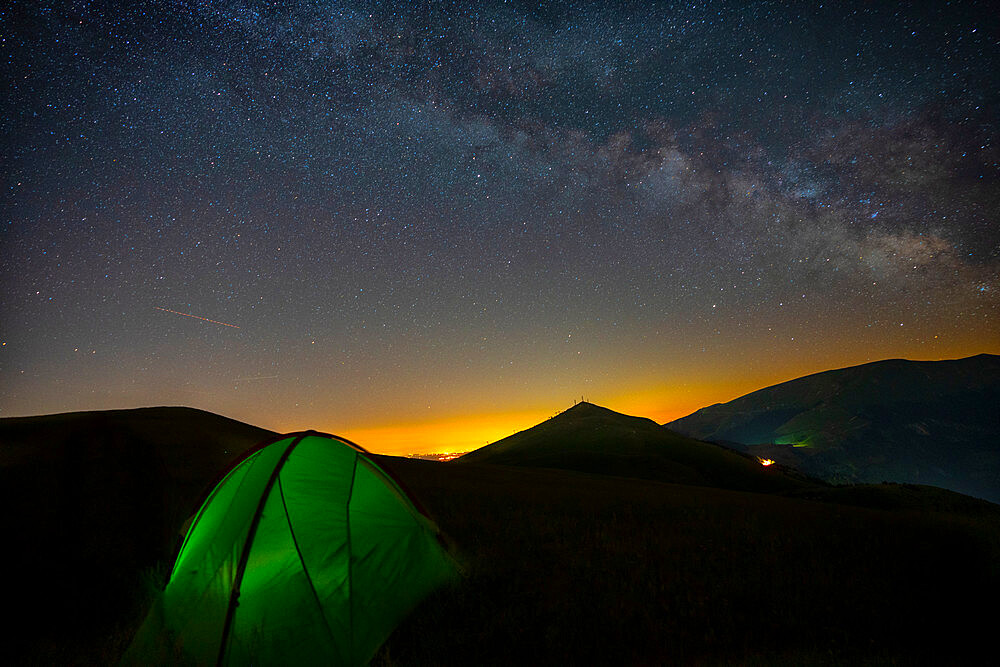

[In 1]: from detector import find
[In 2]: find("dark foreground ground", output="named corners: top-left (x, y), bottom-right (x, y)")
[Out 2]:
top-left (3, 409), bottom-right (999, 664)
top-left (372, 457), bottom-right (999, 666)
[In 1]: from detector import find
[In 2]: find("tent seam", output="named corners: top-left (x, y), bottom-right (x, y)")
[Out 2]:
top-left (276, 474), bottom-right (339, 648)
top-left (345, 453), bottom-right (359, 665)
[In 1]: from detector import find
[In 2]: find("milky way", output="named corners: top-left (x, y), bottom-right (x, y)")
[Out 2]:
top-left (2, 1), bottom-right (997, 451)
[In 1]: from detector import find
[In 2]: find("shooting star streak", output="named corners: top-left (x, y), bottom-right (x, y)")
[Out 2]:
top-left (155, 306), bottom-right (241, 329)
top-left (233, 375), bottom-right (279, 382)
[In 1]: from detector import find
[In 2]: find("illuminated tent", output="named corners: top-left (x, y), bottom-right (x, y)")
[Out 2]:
top-left (125, 431), bottom-right (457, 666)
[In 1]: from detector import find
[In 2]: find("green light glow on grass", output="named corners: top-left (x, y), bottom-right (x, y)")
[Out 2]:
top-left (774, 436), bottom-right (813, 448)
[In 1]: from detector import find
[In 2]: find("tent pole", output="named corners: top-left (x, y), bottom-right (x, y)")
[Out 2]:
top-left (215, 432), bottom-right (310, 666)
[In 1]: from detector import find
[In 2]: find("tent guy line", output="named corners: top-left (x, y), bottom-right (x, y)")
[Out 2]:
top-left (155, 306), bottom-right (241, 329)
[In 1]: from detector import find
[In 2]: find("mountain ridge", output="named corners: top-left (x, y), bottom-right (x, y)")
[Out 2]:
top-left (459, 401), bottom-right (813, 494)
top-left (665, 354), bottom-right (1000, 502)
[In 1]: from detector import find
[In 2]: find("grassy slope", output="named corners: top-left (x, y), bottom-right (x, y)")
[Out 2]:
top-left (0, 407), bottom-right (274, 664)
top-left (459, 402), bottom-right (814, 495)
top-left (376, 456), bottom-right (1000, 665)
top-left (668, 355), bottom-right (1000, 443)
top-left (665, 355), bottom-right (1000, 501)
top-left (4, 408), bottom-right (999, 664)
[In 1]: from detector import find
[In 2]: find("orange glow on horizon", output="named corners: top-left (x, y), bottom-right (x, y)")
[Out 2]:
top-left (310, 384), bottom-right (746, 456)
top-left (254, 348), bottom-right (998, 457)
top-left (330, 388), bottom-right (733, 456)
top-left (332, 409), bottom-right (554, 456)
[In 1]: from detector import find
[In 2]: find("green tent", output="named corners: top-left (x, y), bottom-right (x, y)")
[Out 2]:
top-left (125, 431), bottom-right (457, 665)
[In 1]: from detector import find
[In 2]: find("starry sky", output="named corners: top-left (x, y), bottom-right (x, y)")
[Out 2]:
top-left (2, 1), bottom-right (998, 453)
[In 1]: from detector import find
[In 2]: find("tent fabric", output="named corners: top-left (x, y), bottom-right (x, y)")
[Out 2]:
top-left (125, 431), bottom-right (457, 666)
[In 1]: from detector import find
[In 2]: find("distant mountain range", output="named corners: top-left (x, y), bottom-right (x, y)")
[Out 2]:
top-left (459, 401), bottom-right (813, 494)
top-left (665, 354), bottom-right (1000, 503)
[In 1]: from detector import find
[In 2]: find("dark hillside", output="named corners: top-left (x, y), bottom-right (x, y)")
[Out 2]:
top-left (460, 401), bottom-right (813, 494)
top-left (666, 354), bottom-right (1000, 502)
top-left (0, 407), bottom-right (274, 663)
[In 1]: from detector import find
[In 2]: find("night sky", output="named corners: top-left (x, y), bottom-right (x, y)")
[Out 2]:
top-left (3, 1), bottom-right (998, 453)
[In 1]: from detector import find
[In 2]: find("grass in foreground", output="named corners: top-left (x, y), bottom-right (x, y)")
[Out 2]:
top-left (6, 419), bottom-right (997, 664)
top-left (374, 457), bottom-right (1000, 665)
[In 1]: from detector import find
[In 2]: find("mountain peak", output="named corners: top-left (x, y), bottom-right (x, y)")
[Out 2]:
top-left (552, 402), bottom-right (660, 428)
top-left (560, 401), bottom-right (612, 416)
top-left (459, 400), bottom-right (810, 493)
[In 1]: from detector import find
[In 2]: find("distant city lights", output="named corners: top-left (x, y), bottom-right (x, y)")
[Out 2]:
top-left (406, 452), bottom-right (467, 462)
